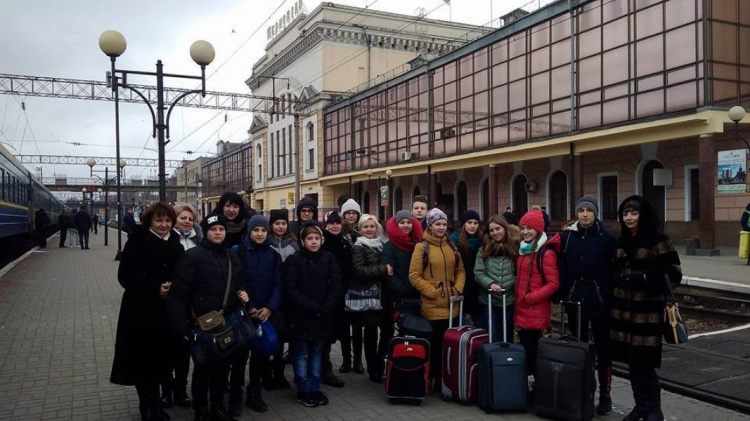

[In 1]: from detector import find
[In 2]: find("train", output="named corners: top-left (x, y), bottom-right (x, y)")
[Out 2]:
top-left (0, 141), bottom-right (66, 265)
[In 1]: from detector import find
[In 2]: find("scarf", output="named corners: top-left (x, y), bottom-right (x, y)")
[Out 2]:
top-left (386, 216), bottom-right (423, 253)
top-left (226, 218), bottom-right (245, 234)
top-left (173, 227), bottom-right (193, 239)
top-left (519, 232), bottom-right (547, 255)
top-left (355, 235), bottom-right (384, 252)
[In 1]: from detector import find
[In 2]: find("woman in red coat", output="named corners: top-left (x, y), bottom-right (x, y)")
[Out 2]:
top-left (514, 210), bottom-right (560, 385)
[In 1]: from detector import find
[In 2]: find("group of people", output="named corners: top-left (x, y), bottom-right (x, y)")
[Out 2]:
top-left (56, 206), bottom-right (95, 249)
top-left (109, 191), bottom-right (681, 421)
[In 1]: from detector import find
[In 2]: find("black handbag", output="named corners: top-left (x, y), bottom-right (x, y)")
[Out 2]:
top-left (189, 252), bottom-right (256, 364)
top-left (663, 274), bottom-right (688, 344)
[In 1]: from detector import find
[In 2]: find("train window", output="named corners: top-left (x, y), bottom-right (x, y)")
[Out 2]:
top-left (1, 169), bottom-right (4, 200)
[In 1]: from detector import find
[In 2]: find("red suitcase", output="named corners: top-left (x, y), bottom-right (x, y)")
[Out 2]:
top-left (441, 296), bottom-right (489, 403)
top-left (385, 336), bottom-right (430, 404)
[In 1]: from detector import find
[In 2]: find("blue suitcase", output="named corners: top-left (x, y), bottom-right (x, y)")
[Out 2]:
top-left (477, 290), bottom-right (528, 412)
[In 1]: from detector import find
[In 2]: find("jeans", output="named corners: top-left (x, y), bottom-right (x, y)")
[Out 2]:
top-left (474, 304), bottom-right (515, 343)
top-left (77, 229), bottom-right (89, 249)
top-left (292, 338), bottom-right (323, 393)
top-left (67, 229), bottom-right (79, 247)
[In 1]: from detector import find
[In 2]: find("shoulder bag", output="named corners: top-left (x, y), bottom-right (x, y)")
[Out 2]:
top-left (663, 274), bottom-right (688, 344)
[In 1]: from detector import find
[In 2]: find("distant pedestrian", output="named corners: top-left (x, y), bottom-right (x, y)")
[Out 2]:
top-left (122, 208), bottom-right (136, 238)
top-left (502, 206), bottom-right (519, 226)
top-left (68, 209), bottom-right (79, 248)
top-left (73, 206), bottom-right (92, 250)
top-left (34, 208), bottom-right (50, 248)
top-left (741, 203), bottom-right (750, 231)
top-left (541, 206), bottom-right (550, 232)
top-left (284, 222), bottom-right (343, 408)
top-left (111, 202), bottom-right (184, 421)
top-left (57, 209), bottom-right (71, 248)
top-left (92, 214), bottom-right (99, 235)
top-left (610, 195), bottom-right (682, 421)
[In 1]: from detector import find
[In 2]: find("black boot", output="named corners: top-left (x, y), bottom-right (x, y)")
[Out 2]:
top-left (246, 383), bottom-right (268, 413)
top-left (271, 357), bottom-right (291, 389)
top-left (193, 407), bottom-right (210, 421)
top-left (139, 397), bottom-right (154, 421)
top-left (228, 387), bottom-right (242, 418)
top-left (210, 404), bottom-right (236, 421)
top-left (160, 392), bottom-right (174, 409)
top-left (322, 367), bottom-right (346, 388)
top-left (645, 383), bottom-right (664, 421)
top-left (352, 355), bottom-right (365, 374)
top-left (173, 385), bottom-right (192, 408)
top-left (339, 356), bottom-right (352, 373)
top-left (149, 395), bottom-right (171, 421)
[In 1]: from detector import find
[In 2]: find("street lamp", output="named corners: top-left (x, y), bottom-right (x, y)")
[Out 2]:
top-left (99, 30), bottom-right (215, 203)
top-left (81, 187), bottom-right (88, 208)
top-left (728, 106), bottom-right (749, 265)
top-left (87, 157), bottom-right (126, 255)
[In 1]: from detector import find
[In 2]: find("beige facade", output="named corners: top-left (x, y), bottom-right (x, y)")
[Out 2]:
top-left (246, 2), bottom-right (481, 216)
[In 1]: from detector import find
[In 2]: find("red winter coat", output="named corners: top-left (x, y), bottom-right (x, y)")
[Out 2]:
top-left (514, 234), bottom-right (561, 330)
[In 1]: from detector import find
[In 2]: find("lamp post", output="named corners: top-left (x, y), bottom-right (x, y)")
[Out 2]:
top-left (98, 30), bottom-right (215, 203)
top-left (87, 157), bottom-right (126, 252)
top-left (385, 169), bottom-right (393, 220)
top-left (728, 106), bottom-right (749, 265)
top-left (81, 187), bottom-right (87, 207)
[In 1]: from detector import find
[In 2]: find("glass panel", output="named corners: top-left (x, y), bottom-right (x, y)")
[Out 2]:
top-left (636, 35), bottom-right (664, 76)
top-left (509, 81), bottom-right (526, 110)
top-left (531, 47), bottom-right (550, 73)
top-left (550, 111), bottom-right (571, 134)
top-left (474, 49), bottom-right (489, 71)
top-left (509, 57), bottom-right (526, 81)
top-left (636, 90), bottom-right (664, 117)
top-left (460, 56), bottom-right (473, 77)
top-left (475, 69), bottom-right (489, 92)
top-left (445, 82), bottom-right (457, 103)
top-left (491, 40), bottom-right (508, 65)
top-left (712, 22), bottom-right (738, 63)
top-left (551, 15), bottom-right (571, 42)
top-left (531, 21), bottom-right (550, 50)
top-left (551, 39), bottom-right (571, 68)
top-left (712, 0), bottom-right (738, 23)
top-left (579, 56), bottom-right (602, 92)
top-left (666, 25), bottom-right (696, 68)
top-left (492, 63), bottom-right (508, 85)
top-left (492, 85), bottom-right (508, 114)
top-left (460, 76), bottom-right (473, 98)
top-left (509, 34), bottom-right (526, 59)
top-left (492, 125), bottom-right (508, 145)
top-left (666, 82), bottom-right (697, 111)
top-left (531, 72), bottom-right (550, 104)
top-left (551, 67), bottom-right (571, 99)
top-left (475, 91), bottom-right (489, 117)
top-left (603, 98), bottom-right (629, 124)
top-left (603, 0), bottom-right (628, 23)
top-left (666, 0), bottom-right (695, 29)
top-left (603, 46), bottom-right (629, 85)
top-left (603, 17), bottom-right (628, 50)
top-left (636, 6), bottom-right (663, 40)
top-left (579, 28), bottom-right (602, 58)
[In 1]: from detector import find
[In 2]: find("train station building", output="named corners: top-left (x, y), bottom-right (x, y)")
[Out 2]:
top-left (320, 0), bottom-right (750, 250)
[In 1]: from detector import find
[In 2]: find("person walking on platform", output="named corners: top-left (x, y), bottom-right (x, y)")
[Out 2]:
top-left (211, 192), bottom-right (248, 248)
top-left (92, 214), bottom-right (99, 235)
top-left (159, 204), bottom-right (201, 411)
top-left (409, 208), bottom-right (465, 390)
top-left (473, 214), bottom-right (519, 343)
top-left (450, 210), bottom-right (483, 324)
top-left (283, 222), bottom-right (343, 408)
top-left (167, 214), bottom-right (246, 421)
top-left (611, 196), bottom-right (682, 421)
top-left (228, 215), bottom-right (282, 415)
top-left (320, 211), bottom-right (348, 388)
top-left (264, 209), bottom-right (297, 391)
top-left (557, 196), bottom-right (617, 415)
top-left (73, 206), bottom-right (92, 250)
top-left (58, 209), bottom-right (71, 248)
top-left (514, 210), bottom-right (560, 394)
top-left (111, 202), bottom-right (185, 421)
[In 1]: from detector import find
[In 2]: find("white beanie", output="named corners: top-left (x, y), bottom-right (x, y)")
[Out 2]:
top-left (340, 198), bottom-right (362, 215)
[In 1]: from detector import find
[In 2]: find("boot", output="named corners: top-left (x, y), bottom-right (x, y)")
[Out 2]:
top-left (228, 387), bottom-right (243, 418)
top-left (645, 383), bottom-right (664, 421)
top-left (209, 404), bottom-right (236, 421)
top-left (193, 407), bottom-right (210, 421)
top-left (322, 367), bottom-right (346, 388)
top-left (149, 395), bottom-right (171, 421)
top-left (270, 358), bottom-right (291, 389)
top-left (339, 356), bottom-right (352, 373)
top-left (160, 392), bottom-right (173, 409)
top-left (139, 397), bottom-right (154, 421)
top-left (352, 355), bottom-right (365, 374)
top-left (173, 385), bottom-right (192, 408)
top-left (246, 383), bottom-right (268, 413)
top-left (596, 392), bottom-right (612, 415)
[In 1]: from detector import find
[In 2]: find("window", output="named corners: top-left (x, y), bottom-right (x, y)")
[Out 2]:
top-left (270, 133), bottom-right (275, 178)
top-left (548, 171), bottom-right (568, 220)
top-left (281, 128), bottom-right (287, 175)
top-left (512, 175), bottom-right (528, 216)
top-left (256, 145), bottom-right (263, 182)
top-left (456, 181), bottom-right (468, 217)
top-left (307, 122), bottom-right (314, 142)
top-left (288, 124), bottom-right (294, 174)
top-left (600, 175), bottom-right (618, 220)
top-left (308, 148), bottom-right (315, 170)
top-left (1, 169), bottom-right (4, 200)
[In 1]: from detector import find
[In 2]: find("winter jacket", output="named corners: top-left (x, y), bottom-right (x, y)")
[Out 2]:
top-left (610, 195), bottom-right (682, 368)
top-left (323, 230), bottom-right (353, 290)
top-left (174, 227), bottom-right (200, 250)
top-left (557, 220), bottom-right (617, 317)
top-left (111, 225), bottom-right (184, 386)
top-left (232, 236), bottom-right (282, 312)
top-left (514, 234), bottom-right (561, 330)
top-left (167, 239), bottom-right (244, 339)
top-left (58, 213), bottom-right (72, 230)
top-left (350, 240), bottom-right (388, 324)
top-left (473, 247), bottom-right (516, 307)
top-left (450, 231), bottom-right (482, 315)
top-left (381, 216), bottom-right (422, 303)
top-left (73, 210), bottom-right (93, 231)
top-left (282, 248), bottom-right (343, 341)
top-left (290, 197), bottom-right (319, 237)
top-left (270, 236), bottom-right (299, 263)
top-left (409, 230), bottom-right (466, 321)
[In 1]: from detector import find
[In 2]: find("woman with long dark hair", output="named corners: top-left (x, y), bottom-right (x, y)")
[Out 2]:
top-left (450, 210), bottom-right (483, 323)
top-left (611, 195), bottom-right (681, 421)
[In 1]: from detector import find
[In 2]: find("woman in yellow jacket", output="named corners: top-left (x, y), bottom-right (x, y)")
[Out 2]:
top-left (409, 208), bottom-right (465, 390)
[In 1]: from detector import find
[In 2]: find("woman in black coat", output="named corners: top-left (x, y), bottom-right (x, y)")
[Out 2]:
top-left (167, 214), bottom-right (246, 421)
top-left (110, 203), bottom-right (184, 421)
top-left (212, 192), bottom-right (248, 248)
top-left (610, 195), bottom-right (682, 421)
top-left (283, 221), bottom-right (343, 408)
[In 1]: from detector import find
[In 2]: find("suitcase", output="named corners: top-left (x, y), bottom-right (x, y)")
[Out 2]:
top-left (534, 301), bottom-right (596, 421)
top-left (477, 289), bottom-right (528, 412)
top-left (441, 295), bottom-right (489, 403)
top-left (385, 335), bottom-right (430, 404)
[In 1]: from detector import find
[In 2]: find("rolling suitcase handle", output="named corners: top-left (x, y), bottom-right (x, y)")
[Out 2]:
top-left (448, 295), bottom-right (464, 329)
top-left (487, 288), bottom-right (508, 343)
top-left (559, 300), bottom-right (582, 340)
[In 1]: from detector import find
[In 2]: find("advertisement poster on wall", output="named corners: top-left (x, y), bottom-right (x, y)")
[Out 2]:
top-left (717, 149), bottom-right (747, 194)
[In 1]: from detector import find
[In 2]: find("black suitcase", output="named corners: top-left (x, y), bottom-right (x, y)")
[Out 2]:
top-left (534, 301), bottom-right (596, 421)
top-left (477, 289), bottom-right (528, 412)
top-left (385, 336), bottom-right (430, 404)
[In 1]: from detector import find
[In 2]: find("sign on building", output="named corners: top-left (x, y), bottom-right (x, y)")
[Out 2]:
top-left (717, 149), bottom-right (747, 194)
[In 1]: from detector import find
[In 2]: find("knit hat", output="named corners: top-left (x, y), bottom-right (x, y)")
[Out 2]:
top-left (340, 198), bottom-right (362, 216)
top-left (248, 215), bottom-right (270, 232)
top-left (425, 208), bottom-right (448, 228)
top-left (325, 211), bottom-right (342, 224)
top-left (395, 209), bottom-right (412, 223)
top-left (203, 214), bottom-right (227, 230)
top-left (269, 209), bottom-right (288, 225)
top-left (519, 210), bottom-right (545, 234)
top-left (575, 196), bottom-right (599, 216)
top-left (459, 210), bottom-right (481, 226)
top-left (299, 221), bottom-right (324, 243)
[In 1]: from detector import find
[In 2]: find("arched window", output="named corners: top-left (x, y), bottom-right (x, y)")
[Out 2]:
top-left (512, 175), bottom-right (528, 216)
top-left (456, 181), bottom-right (468, 217)
top-left (307, 122), bottom-right (315, 142)
top-left (394, 187), bottom-right (404, 212)
top-left (481, 178), bottom-right (489, 219)
top-left (256, 144), bottom-right (263, 182)
top-left (412, 185), bottom-right (421, 200)
top-left (548, 171), bottom-right (568, 220)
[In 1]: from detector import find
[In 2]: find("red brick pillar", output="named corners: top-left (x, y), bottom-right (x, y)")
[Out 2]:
top-left (488, 164), bottom-right (499, 217)
top-left (698, 134), bottom-right (716, 250)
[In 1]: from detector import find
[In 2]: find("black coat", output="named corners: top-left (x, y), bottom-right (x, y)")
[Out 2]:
top-left (557, 220), bottom-right (617, 317)
top-left (231, 237), bottom-right (282, 312)
top-left (351, 243), bottom-right (387, 324)
top-left (323, 230), bottom-right (353, 290)
top-left (282, 248), bottom-right (343, 341)
top-left (110, 226), bottom-right (184, 386)
top-left (167, 239), bottom-right (244, 339)
top-left (73, 210), bottom-right (92, 231)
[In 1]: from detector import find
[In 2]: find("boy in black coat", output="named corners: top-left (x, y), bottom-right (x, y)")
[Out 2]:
top-left (283, 221), bottom-right (343, 408)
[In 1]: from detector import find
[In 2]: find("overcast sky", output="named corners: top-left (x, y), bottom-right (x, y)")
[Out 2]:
top-left (0, 0), bottom-right (532, 181)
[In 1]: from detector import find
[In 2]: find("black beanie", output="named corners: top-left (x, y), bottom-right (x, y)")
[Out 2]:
top-left (325, 211), bottom-right (342, 224)
top-left (269, 209), bottom-right (289, 225)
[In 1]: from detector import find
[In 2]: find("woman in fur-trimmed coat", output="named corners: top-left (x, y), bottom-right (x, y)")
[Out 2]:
top-left (610, 195), bottom-right (681, 421)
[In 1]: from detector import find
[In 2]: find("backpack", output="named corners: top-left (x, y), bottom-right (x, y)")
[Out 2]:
top-left (421, 239), bottom-right (461, 269)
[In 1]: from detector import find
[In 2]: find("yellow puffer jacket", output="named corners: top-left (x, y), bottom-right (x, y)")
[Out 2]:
top-left (409, 230), bottom-right (466, 320)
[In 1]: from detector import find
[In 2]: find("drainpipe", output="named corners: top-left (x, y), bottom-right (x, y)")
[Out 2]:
top-left (355, 25), bottom-right (372, 86)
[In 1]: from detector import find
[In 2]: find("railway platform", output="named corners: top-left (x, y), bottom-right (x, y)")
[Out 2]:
top-left (0, 230), bottom-right (747, 420)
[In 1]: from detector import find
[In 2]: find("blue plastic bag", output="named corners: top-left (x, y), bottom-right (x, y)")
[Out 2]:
top-left (253, 319), bottom-right (280, 356)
